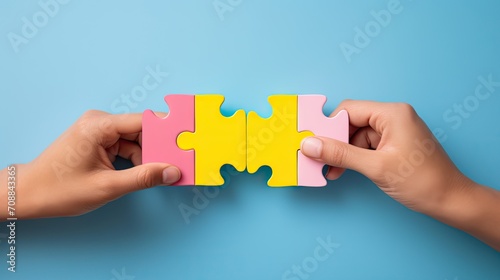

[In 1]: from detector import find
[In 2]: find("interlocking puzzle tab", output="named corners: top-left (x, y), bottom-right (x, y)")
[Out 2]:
top-left (247, 95), bottom-right (313, 187)
top-left (142, 94), bottom-right (349, 187)
top-left (298, 95), bottom-right (349, 187)
top-left (177, 95), bottom-right (246, 186)
top-left (142, 95), bottom-right (195, 185)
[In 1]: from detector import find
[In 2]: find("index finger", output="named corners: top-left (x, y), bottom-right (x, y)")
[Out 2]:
top-left (110, 112), bottom-right (168, 135)
top-left (330, 99), bottom-right (397, 135)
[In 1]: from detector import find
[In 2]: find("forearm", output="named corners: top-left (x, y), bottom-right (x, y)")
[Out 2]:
top-left (427, 176), bottom-right (500, 251)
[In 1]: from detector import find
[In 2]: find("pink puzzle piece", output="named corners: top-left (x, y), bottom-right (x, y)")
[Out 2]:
top-left (142, 94), bottom-right (195, 185)
top-left (298, 95), bottom-right (349, 187)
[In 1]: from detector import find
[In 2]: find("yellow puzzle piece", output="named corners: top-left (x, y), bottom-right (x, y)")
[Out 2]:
top-left (177, 95), bottom-right (246, 186)
top-left (247, 95), bottom-right (313, 187)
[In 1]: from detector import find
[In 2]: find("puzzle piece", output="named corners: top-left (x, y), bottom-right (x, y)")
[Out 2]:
top-left (143, 94), bottom-right (349, 187)
top-left (142, 94), bottom-right (195, 185)
top-left (247, 95), bottom-right (314, 187)
top-left (177, 95), bottom-right (246, 186)
top-left (297, 95), bottom-right (349, 187)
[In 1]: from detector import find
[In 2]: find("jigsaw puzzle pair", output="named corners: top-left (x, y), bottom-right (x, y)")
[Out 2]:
top-left (142, 95), bottom-right (349, 187)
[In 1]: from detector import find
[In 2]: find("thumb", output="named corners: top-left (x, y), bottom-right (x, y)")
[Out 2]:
top-left (110, 163), bottom-right (181, 193)
top-left (301, 137), bottom-right (378, 177)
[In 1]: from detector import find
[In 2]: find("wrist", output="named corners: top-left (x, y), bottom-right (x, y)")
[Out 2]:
top-left (0, 164), bottom-right (26, 221)
top-left (426, 173), bottom-right (478, 227)
top-left (0, 163), bottom-right (43, 221)
top-left (424, 173), bottom-right (500, 250)
top-left (17, 163), bottom-right (45, 220)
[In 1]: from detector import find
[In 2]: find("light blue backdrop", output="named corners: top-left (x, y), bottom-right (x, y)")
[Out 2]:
top-left (1, 0), bottom-right (499, 279)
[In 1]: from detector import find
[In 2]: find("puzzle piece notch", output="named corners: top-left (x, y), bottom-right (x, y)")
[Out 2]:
top-left (247, 95), bottom-right (314, 187)
top-left (298, 95), bottom-right (349, 187)
top-left (177, 95), bottom-right (246, 186)
top-left (142, 94), bottom-right (195, 186)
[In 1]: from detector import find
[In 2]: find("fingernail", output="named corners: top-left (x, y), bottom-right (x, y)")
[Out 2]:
top-left (162, 166), bottom-right (181, 185)
top-left (301, 137), bottom-right (323, 158)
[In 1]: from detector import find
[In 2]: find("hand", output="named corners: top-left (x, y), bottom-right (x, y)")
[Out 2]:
top-left (0, 111), bottom-right (180, 220)
top-left (301, 100), bottom-right (500, 251)
top-left (301, 100), bottom-right (467, 213)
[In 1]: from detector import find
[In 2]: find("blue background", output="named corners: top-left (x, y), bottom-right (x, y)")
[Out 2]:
top-left (1, 0), bottom-right (499, 279)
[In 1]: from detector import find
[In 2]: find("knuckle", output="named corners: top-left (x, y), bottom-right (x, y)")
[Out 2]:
top-left (136, 168), bottom-right (154, 190)
top-left (78, 110), bottom-right (101, 126)
top-left (396, 103), bottom-right (417, 116)
top-left (324, 142), bottom-right (349, 167)
top-left (338, 99), bottom-right (353, 108)
top-left (82, 110), bottom-right (103, 119)
top-left (76, 110), bottom-right (111, 139)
